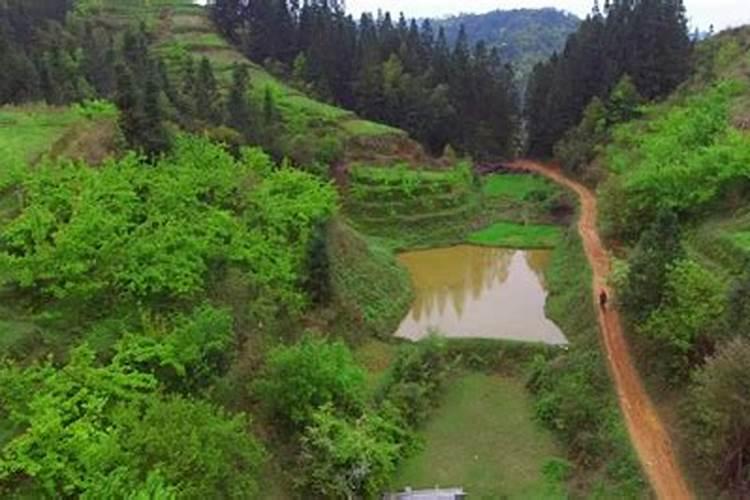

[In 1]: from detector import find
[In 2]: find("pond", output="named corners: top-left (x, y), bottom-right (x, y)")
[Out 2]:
top-left (394, 245), bottom-right (567, 345)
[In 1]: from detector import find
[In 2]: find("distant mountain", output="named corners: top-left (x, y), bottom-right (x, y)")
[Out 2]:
top-left (434, 8), bottom-right (580, 80)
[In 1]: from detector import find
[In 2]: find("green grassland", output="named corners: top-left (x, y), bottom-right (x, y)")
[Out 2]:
top-left (467, 221), bottom-right (562, 248)
top-left (482, 173), bottom-right (558, 200)
top-left (0, 104), bottom-right (96, 162)
top-left (391, 373), bottom-right (565, 499)
top-left (326, 218), bottom-right (414, 337)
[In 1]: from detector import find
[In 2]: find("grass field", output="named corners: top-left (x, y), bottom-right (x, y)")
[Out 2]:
top-left (0, 105), bottom-right (85, 162)
top-left (391, 373), bottom-right (565, 499)
top-left (468, 221), bottom-right (562, 248)
top-left (482, 174), bottom-right (558, 201)
top-left (730, 230), bottom-right (750, 251)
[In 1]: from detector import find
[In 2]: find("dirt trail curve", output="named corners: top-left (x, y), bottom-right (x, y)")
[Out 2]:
top-left (508, 160), bottom-right (692, 500)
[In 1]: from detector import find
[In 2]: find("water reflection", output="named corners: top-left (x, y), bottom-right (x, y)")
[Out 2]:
top-left (395, 245), bottom-right (567, 344)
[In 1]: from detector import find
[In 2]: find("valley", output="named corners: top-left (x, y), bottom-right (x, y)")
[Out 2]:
top-left (1, 0), bottom-right (749, 498)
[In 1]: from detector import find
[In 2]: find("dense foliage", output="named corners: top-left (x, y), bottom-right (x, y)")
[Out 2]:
top-left (591, 28), bottom-right (750, 495)
top-left (526, 0), bottom-right (692, 157)
top-left (256, 336), bottom-right (366, 428)
top-left (685, 338), bottom-right (750, 493)
top-left (0, 345), bottom-right (264, 498)
top-left (0, 135), bottom-right (337, 350)
top-left (600, 81), bottom-right (750, 242)
top-left (210, 0), bottom-right (520, 158)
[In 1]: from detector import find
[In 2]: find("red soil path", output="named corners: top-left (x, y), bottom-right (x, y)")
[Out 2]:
top-left (509, 160), bottom-right (692, 500)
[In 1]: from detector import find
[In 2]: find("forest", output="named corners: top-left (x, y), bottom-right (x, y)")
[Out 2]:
top-left (1, 0), bottom-right (750, 497)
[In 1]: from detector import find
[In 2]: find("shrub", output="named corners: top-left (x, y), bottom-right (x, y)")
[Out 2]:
top-left (684, 337), bottom-right (750, 494)
top-left (298, 404), bottom-right (406, 498)
top-left (255, 336), bottom-right (366, 429)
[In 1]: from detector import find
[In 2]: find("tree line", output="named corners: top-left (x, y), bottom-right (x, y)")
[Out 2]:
top-left (209, 0), bottom-right (520, 158)
top-left (525, 0), bottom-right (692, 157)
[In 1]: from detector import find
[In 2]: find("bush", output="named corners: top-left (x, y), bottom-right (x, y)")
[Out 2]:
top-left (639, 259), bottom-right (726, 380)
top-left (684, 337), bottom-right (750, 494)
top-left (376, 336), bottom-right (455, 427)
top-left (298, 404), bottom-right (407, 498)
top-left (255, 336), bottom-right (366, 429)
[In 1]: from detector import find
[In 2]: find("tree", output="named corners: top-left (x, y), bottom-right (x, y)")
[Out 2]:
top-left (525, 0), bottom-right (691, 156)
top-left (606, 74), bottom-right (642, 125)
top-left (122, 395), bottom-right (265, 499)
top-left (0, 345), bottom-right (157, 497)
top-left (225, 63), bottom-right (254, 140)
top-left (684, 337), bottom-right (750, 493)
top-left (640, 259), bottom-right (726, 378)
top-left (113, 305), bottom-right (235, 392)
top-left (727, 273), bottom-right (750, 336)
top-left (299, 404), bottom-right (404, 498)
top-left (255, 336), bottom-right (366, 429)
top-left (0, 344), bottom-right (264, 498)
top-left (621, 210), bottom-right (683, 323)
top-left (194, 57), bottom-right (221, 124)
top-left (141, 59), bottom-right (171, 157)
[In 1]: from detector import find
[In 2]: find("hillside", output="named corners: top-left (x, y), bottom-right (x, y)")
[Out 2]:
top-left (84, 0), bottom-right (427, 165)
top-left (434, 8), bottom-right (580, 80)
top-left (4, 0), bottom-right (746, 498)
top-left (565, 24), bottom-right (750, 498)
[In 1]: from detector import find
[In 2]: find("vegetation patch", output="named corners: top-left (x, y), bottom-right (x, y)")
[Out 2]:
top-left (467, 220), bottom-right (561, 248)
top-left (482, 173), bottom-right (558, 200)
top-left (392, 373), bottom-right (565, 498)
top-left (326, 219), bottom-right (413, 337)
top-left (530, 227), bottom-right (646, 497)
top-left (0, 102), bottom-right (115, 163)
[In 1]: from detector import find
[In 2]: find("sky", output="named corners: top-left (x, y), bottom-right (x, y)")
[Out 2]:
top-left (345, 0), bottom-right (750, 32)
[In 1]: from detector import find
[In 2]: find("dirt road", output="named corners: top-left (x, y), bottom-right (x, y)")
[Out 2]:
top-left (508, 160), bottom-right (692, 500)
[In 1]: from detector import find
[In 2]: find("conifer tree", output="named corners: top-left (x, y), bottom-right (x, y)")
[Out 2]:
top-left (226, 63), bottom-right (254, 140)
top-left (194, 57), bottom-right (222, 124)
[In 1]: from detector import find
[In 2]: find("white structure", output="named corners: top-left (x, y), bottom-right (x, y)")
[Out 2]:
top-left (384, 487), bottom-right (467, 500)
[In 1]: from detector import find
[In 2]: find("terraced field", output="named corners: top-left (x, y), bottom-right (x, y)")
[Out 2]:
top-left (345, 163), bottom-right (481, 246)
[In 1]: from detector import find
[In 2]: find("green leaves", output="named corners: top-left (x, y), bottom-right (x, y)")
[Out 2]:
top-left (0, 344), bottom-right (264, 498)
top-left (0, 345), bottom-right (157, 496)
top-left (639, 259), bottom-right (726, 378)
top-left (299, 404), bottom-right (403, 498)
top-left (255, 336), bottom-right (366, 429)
top-left (602, 81), bottom-right (750, 242)
top-left (0, 135), bottom-right (337, 317)
top-left (684, 338), bottom-right (750, 491)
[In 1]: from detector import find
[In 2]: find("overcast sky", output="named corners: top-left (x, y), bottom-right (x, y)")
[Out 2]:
top-left (345, 0), bottom-right (749, 31)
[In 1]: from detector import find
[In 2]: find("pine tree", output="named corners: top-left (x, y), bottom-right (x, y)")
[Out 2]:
top-left (141, 60), bottom-right (171, 157)
top-left (226, 63), bottom-right (254, 140)
top-left (115, 62), bottom-right (144, 151)
top-left (194, 57), bottom-right (221, 124)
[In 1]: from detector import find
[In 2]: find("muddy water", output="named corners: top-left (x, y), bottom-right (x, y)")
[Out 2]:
top-left (394, 245), bottom-right (567, 344)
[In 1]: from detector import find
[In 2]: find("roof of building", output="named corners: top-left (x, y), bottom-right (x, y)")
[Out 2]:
top-left (385, 487), bottom-right (466, 500)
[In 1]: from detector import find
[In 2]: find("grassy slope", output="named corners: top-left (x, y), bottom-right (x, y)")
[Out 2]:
top-left (85, 0), bottom-right (411, 163)
top-left (0, 104), bottom-right (113, 163)
top-left (326, 219), bottom-right (413, 337)
top-left (391, 373), bottom-right (564, 499)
